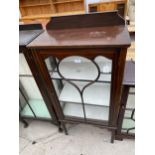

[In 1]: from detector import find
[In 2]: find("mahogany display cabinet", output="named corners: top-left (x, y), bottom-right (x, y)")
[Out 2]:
top-left (27, 11), bottom-right (131, 143)
top-left (115, 60), bottom-right (135, 140)
top-left (19, 23), bottom-right (62, 131)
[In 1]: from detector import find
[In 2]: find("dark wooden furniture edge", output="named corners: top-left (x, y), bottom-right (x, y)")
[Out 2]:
top-left (46, 11), bottom-right (125, 30)
top-left (19, 23), bottom-right (43, 31)
top-left (19, 23), bottom-right (44, 51)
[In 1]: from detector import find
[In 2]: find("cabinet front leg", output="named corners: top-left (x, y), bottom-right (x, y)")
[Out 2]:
top-left (58, 124), bottom-right (63, 133)
top-left (111, 130), bottom-right (115, 143)
top-left (62, 122), bottom-right (68, 135)
top-left (21, 119), bottom-right (29, 128)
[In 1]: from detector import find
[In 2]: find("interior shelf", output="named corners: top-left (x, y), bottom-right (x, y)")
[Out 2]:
top-left (63, 102), bottom-right (109, 121)
top-left (58, 59), bottom-right (111, 77)
top-left (63, 102), bottom-right (83, 117)
top-left (124, 109), bottom-right (134, 118)
top-left (59, 82), bottom-right (111, 106)
top-left (49, 56), bottom-right (112, 82)
top-left (85, 104), bottom-right (109, 121)
top-left (20, 99), bottom-right (51, 118)
top-left (129, 87), bottom-right (135, 93)
top-left (50, 71), bottom-right (111, 82)
top-left (122, 129), bottom-right (135, 134)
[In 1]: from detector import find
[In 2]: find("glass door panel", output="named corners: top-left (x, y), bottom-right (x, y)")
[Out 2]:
top-left (58, 56), bottom-right (98, 81)
top-left (44, 55), bottom-right (112, 122)
top-left (84, 56), bottom-right (112, 122)
top-left (62, 102), bottom-right (84, 118)
top-left (19, 53), bottom-right (52, 119)
top-left (121, 87), bottom-right (135, 134)
top-left (45, 56), bottom-right (85, 119)
top-left (19, 90), bottom-right (34, 117)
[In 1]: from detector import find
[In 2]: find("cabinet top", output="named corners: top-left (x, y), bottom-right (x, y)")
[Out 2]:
top-left (27, 12), bottom-right (131, 49)
top-left (19, 23), bottom-right (43, 47)
top-left (19, 30), bottom-right (43, 47)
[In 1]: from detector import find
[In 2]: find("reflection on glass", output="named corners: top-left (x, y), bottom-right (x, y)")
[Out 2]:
top-left (94, 56), bottom-right (112, 74)
top-left (59, 56), bottom-right (98, 81)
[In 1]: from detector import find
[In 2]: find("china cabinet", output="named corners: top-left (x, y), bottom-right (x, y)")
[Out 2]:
top-left (115, 60), bottom-right (135, 139)
top-left (19, 23), bottom-right (62, 131)
top-left (27, 11), bottom-right (131, 142)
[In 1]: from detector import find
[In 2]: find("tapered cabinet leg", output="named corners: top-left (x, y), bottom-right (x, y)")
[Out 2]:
top-left (58, 124), bottom-right (63, 133)
top-left (62, 122), bottom-right (68, 135)
top-left (19, 115), bottom-right (29, 128)
top-left (21, 119), bottom-right (29, 128)
top-left (111, 130), bottom-right (115, 143)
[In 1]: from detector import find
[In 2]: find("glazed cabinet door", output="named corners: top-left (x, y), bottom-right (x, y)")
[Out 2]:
top-left (19, 53), bottom-right (52, 120)
top-left (44, 56), bottom-right (112, 123)
top-left (32, 49), bottom-right (120, 126)
top-left (121, 87), bottom-right (135, 135)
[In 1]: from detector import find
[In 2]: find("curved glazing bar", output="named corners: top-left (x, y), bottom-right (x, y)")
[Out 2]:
top-left (57, 56), bottom-right (99, 119)
top-left (94, 56), bottom-right (112, 74)
top-left (58, 56), bottom-right (99, 81)
top-left (49, 56), bottom-right (112, 83)
top-left (45, 55), bottom-right (112, 121)
top-left (122, 86), bottom-right (135, 135)
top-left (122, 108), bottom-right (135, 134)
